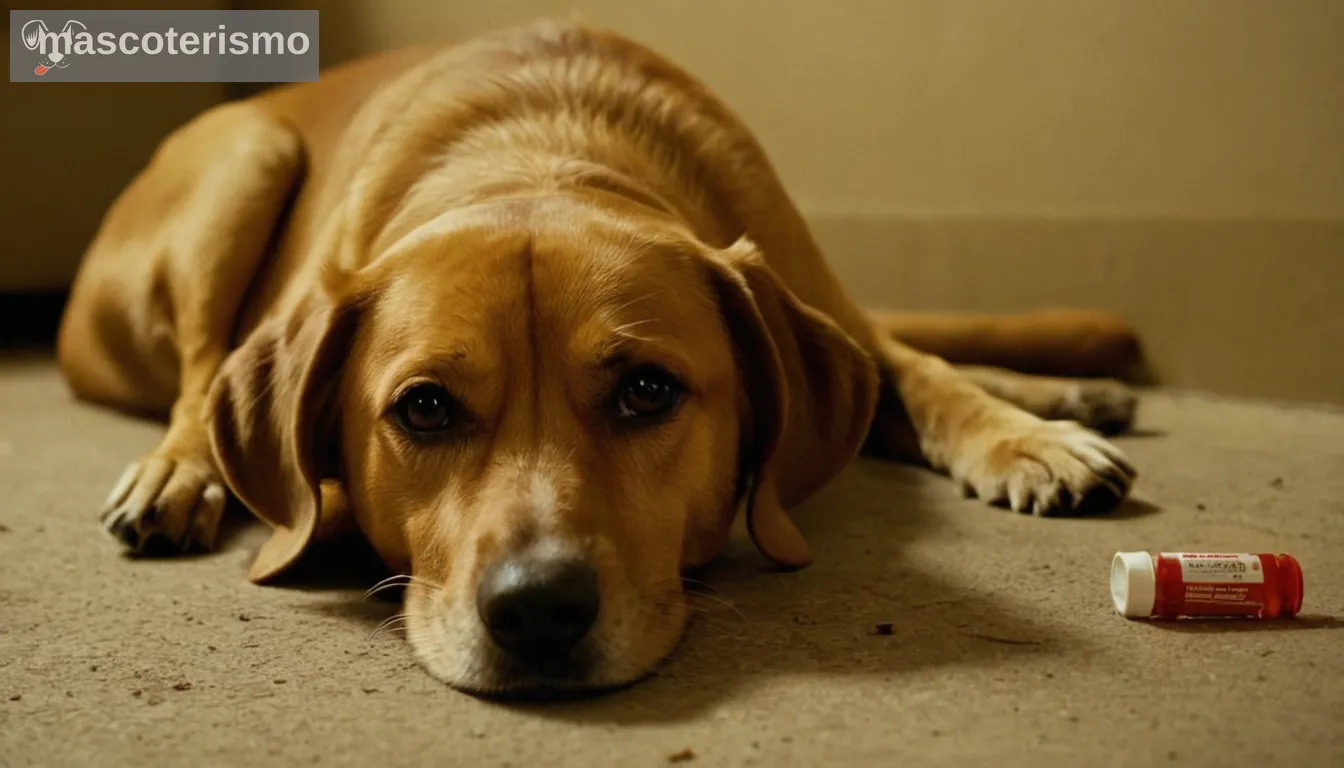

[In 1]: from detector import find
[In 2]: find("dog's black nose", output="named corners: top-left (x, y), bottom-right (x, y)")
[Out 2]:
top-left (476, 555), bottom-right (599, 662)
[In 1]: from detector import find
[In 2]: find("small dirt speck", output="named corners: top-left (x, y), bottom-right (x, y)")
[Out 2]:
top-left (1168, 750), bottom-right (1178, 761)
top-left (207, 645), bottom-right (218, 652)
top-left (930, 729), bottom-right (942, 737)
top-left (750, 741), bottom-right (761, 749)
top-left (65, 691), bottom-right (73, 698)
top-left (667, 747), bottom-right (696, 763)
top-left (173, 681), bottom-right (192, 691)
top-left (1256, 674), bottom-right (1267, 683)
top-left (8, 694), bottom-right (20, 702)
top-left (1269, 477), bottom-right (1285, 490)
top-left (131, 689), bottom-right (142, 698)
top-left (1259, 650), bottom-right (1274, 658)
top-left (870, 623), bottom-right (894, 636)
top-left (238, 613), bottom-right (252, 622)
top-left (1044, 672), bottom-right (1055, 679)
top-left (469, 726), bottom-right (486, 739)
top-left (1195, 503), bottom-right (1206, 511)
top-left (273, 679), bottom-right (287, 685)
top-left (361, 687), bottom-right (379, 694)
top-left (0, 524), bottom-right (10, 533)
top-left (781, 737), bottom-right (793, 744)
top-left (89, 665), bottom-right (98, 672)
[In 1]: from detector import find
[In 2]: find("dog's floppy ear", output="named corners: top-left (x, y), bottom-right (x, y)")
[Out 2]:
top-left (706, 237), bottom-right (879, 568)
top-left (206, 283), bottom-right (359, 583)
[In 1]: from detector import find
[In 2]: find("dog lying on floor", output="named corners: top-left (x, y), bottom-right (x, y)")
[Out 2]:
top-left (57, 20), bottom-right (1140, 696)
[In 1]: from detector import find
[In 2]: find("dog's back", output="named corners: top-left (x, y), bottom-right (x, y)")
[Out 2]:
top-left (236, 20), bottom-right (782, 338)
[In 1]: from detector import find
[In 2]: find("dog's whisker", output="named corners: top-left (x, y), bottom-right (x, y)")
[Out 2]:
top-left (609, 318), bottom-right (657, 340)
top-left (609, 290), bottom-right (660, 315)
top-left (677, 576), bottom-right (725, 596)
top-left (681, 590), bottom-right (747, 621)
top-left (652, 599), bottom-right (710, 614)
top-left (374, 613), bottom-right (411, 631)
top-left (644, 582), bottom-right (742, 618)
top-left (364, 575), bottom-right (414, 600)
top-left (364, 573), bottom-right (446, 601)
top-left (404, 574), bottom-right (448, 593)
top-left (369, 613), bottom-right (419, 641)
top-left (647, 576), bottom-right (727, 597)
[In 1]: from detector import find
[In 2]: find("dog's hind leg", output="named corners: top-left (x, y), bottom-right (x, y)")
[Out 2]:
top-left (57, 102), bottom-right (303, 554)
top-left (862, 336), bottom-right (1138, 516)
top-left (868, 308), bottom-right (1143, 380)
top-left (953, 365), bottom-right (1137, 435)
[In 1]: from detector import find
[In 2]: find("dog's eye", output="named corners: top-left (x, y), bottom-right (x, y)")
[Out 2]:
top-left (394, 383), bottom-right (457, 433)
top-left (615, 366), bottom-right (684, 423)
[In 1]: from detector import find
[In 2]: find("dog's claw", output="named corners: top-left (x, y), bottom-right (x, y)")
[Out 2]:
top-left (951, 418), bottom-right (1136, 518)
top-left (98, 457), bottom-right (226, 556)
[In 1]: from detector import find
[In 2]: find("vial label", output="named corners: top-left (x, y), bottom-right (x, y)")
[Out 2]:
top-left (1115, 551), bottom-right (1302, 620)
top-left (1166, 553), bottom-right (1265, 584)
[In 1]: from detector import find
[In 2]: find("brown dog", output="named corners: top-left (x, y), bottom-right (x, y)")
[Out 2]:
top-left (57, 20), bottom-right (1139, 695)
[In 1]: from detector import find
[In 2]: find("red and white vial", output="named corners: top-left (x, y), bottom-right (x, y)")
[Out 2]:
top-left (1111, 551), bottom-right (1304, 619)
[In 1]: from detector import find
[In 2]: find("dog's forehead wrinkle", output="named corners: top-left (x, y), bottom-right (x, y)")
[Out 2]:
top-left (376, 200), bottom-right (531, 262)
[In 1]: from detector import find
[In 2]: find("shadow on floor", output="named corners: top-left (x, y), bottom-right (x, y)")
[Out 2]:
top-left (1145, 615), bottom-right (1343, 633)
top-left (282, 457), bottom-right (1089, 723)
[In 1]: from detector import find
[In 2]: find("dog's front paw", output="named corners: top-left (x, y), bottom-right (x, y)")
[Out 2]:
top-left (100, 456), bottom-right (227, 553)
top-left (950, 417), bottom-right (1137, 516)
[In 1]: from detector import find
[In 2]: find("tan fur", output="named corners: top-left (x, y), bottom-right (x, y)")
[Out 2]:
top-left (57, 20), bottom-right (1138, 695)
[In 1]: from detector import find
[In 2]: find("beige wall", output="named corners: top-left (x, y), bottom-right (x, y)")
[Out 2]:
top-left (5, 1), bottom-right (1342, 402)
top-left (0, 0), bottom-right (228, 290)
top-left (253, 0), bottom-right (1344, 220)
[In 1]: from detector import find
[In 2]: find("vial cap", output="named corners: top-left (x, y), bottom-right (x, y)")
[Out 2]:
top-left (1111, 551), bottom-right (1156, 618)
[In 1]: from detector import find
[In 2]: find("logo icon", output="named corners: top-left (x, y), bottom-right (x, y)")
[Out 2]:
top-left (20, 19), bottom-right (88, 76)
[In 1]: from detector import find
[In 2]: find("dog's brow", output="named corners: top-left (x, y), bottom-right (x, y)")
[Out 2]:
top-left (593, 334), bottom-right (692, 381)
top-left (382, 344), bottom-right (481, 395)
top-left (595, 337), bottom-right (634, 369)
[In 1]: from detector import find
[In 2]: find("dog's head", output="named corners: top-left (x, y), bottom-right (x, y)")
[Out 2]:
top-left (207, 194), bottom-right (877, 695)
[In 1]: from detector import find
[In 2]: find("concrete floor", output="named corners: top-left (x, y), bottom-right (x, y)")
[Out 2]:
top-left (2, 355), bottom-right (1341, 766)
